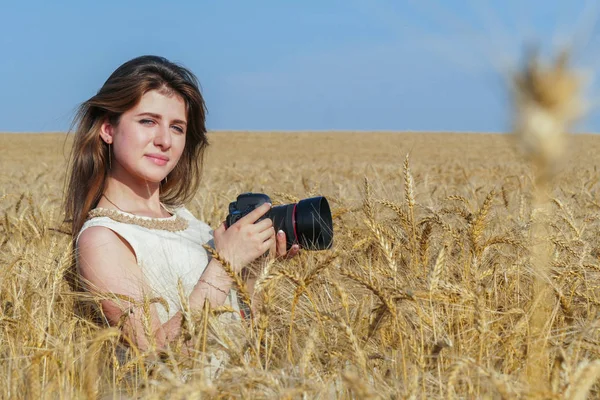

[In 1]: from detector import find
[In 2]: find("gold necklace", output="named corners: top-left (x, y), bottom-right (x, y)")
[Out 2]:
top-left (88, 194), bottom-right (189, 232)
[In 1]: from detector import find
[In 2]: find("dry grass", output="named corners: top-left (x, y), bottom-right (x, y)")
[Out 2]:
top-left (3, 125), bottom-right (600, 398)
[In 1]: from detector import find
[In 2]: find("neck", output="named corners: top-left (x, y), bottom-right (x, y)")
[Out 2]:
top-left (101, 168), bottom-right (164, 217)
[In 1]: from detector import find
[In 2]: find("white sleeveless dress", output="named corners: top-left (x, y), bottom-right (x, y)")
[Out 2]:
top-left (76, 205), bottom-right (241, 324)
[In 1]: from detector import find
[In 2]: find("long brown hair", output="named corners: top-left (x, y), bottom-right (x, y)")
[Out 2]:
top-left (64, 55), bottom-right (208, 242)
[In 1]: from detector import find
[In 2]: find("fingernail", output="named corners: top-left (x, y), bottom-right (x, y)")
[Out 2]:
top-left (278, 230), bottom-right (284, 236)
top-left (267, 202), bottom-right (272, 207)
top-left (293, 244), bottom-right (299, 250)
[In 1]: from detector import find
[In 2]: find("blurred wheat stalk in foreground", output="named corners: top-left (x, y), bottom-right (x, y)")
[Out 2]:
top-left (512, 48), bottom-right (596, 399)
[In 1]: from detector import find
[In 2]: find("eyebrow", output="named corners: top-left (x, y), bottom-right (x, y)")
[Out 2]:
top-left (136, 112), bottom-right (187, 126)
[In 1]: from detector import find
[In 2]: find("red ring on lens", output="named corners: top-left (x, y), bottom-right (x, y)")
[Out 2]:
top-left (292, 203), bottom-right (298, 244)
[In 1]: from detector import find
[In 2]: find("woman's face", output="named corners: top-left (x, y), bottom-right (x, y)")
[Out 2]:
top-left (102, 89), bottom-right (187, 185)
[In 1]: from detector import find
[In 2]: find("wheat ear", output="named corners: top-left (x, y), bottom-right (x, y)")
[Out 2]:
top-left (564, 360), bottom-right (600, 400)
top-left (203, 244), bottom-right (253, 321)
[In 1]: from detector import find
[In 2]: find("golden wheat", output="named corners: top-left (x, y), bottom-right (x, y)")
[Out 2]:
top-left (2, 120), bottom-right (600, 398)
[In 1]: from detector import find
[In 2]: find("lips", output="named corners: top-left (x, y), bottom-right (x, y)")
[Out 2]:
top-left (145, 154), bottom-right (169, 166)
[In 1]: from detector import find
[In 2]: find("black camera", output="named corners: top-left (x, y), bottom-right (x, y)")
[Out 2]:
top-left (225, 193), bottom-right (333, 251)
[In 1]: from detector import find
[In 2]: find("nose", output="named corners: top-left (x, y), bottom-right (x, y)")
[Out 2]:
top-left (154, 123), bottom-right (171, 150)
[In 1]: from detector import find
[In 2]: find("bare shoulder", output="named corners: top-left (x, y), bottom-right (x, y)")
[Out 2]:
top-left (77, 226), bottom-right (139, 288)
top-left (78, 225), bottom-right (136, 258)
top-left (78, 225), bottom-right (122, 246)
top-left (76, 226), bottom-right (154, 328)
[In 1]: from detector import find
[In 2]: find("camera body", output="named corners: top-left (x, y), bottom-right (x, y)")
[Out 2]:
top-left (225, 193), bottom-right (272, 227)
top-left (225, 192), bottom-right (333, 251)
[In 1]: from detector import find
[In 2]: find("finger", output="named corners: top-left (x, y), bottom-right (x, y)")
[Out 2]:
top-left (238, 202), bottom-right (272, 225)
top-left (276, 230), bottom-right (287, 258)
top-left (269, 233), bottom-right (277, 260)
top-left (288, 244), bottom-right (300, 258)
top-left (286, 244), bottom-right (300, 259)
top-left (258, 226), bottom-right (276, 242)
top-left (253, 217), bottom-right (273, 232)
top-left (261, 236), bottom-right (276, 254)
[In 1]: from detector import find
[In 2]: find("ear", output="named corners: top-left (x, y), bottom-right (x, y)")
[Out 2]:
top-left (100, 119), bottom-right (115, 144)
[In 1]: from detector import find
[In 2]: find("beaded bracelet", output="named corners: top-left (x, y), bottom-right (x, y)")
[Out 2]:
top-left (199, 279), bottom-right (229, 296)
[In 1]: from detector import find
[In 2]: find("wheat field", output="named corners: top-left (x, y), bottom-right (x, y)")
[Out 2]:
top-left (2, 129), bottom-right (600, 399)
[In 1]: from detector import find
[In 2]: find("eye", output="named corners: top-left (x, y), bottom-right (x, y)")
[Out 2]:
top-left (171, 125), bottom-right (185, 134)
top-left (140, 119), bottom-right (155, 126)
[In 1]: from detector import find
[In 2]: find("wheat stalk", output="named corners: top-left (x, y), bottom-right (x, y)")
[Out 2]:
top-left (564, 360), bottom-right (600, 400)
top-left (404, 154), bottom-right (418, 266)
top-left (363, 177), bottom-right (376, 222)
top-left (511, 48), bottom-right (587, 394)
top-left (322, 312), bottom-right (368, 375)
top-left (203, 244), bottom-right (253, 323)
top-left (428, 246), bottom-right (446, 292)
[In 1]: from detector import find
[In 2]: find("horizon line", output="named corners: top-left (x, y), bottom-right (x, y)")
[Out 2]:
top-left (1, 129), bottom-right (599, 135)
top-left (0, 129), bottom-right (509, 135)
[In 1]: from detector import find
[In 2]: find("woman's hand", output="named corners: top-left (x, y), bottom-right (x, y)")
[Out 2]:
top-left (212, 202), bottom-right (276, 272)
top-left (244, 228), bottom-right (301, 301)
top-left (271, 230), bottom-right (300, 260)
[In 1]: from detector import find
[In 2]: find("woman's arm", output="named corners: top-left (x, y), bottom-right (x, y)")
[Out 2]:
top-left (77, 226), bottom-right (233, 351)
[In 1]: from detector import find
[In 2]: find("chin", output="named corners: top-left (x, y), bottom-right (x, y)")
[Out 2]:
top-left (133, 173), bottom-right (165, 185)
top-left (139, 168), bottom-right (171, 183)
top-left (125, 164), bottom-right (173, 185)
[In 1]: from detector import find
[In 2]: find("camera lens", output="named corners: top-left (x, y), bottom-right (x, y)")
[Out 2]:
top-left (268, 196), bottom-right (333, 251)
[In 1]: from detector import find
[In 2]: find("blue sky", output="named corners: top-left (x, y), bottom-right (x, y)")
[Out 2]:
top-left (1, 1), bottom-right (599, 132)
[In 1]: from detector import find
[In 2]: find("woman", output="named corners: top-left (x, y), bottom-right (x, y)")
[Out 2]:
top-left (65, 55), bottom-right (299, 350)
